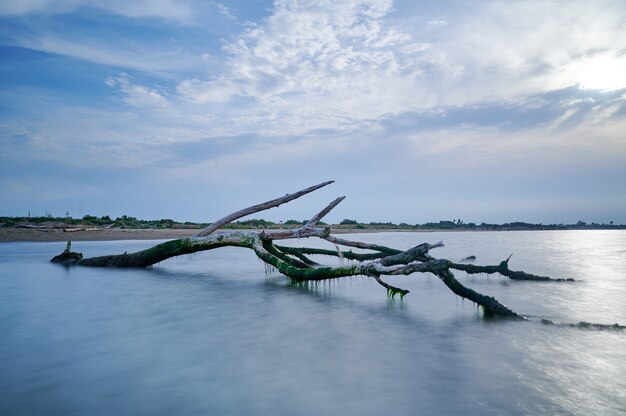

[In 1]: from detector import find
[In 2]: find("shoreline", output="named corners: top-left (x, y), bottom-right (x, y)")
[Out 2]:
top-left (0, 226), bottom-right (619, 243)
top-left (0, 228), bottom-right (199, 243)
top-left (0, 227), bottom-right (439, 243)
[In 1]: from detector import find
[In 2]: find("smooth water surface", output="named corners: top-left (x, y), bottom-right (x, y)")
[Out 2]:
top-left (1, 231), bottom-right (625, 415)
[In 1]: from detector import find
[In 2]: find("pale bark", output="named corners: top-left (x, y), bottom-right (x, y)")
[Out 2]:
top-left (51, 181), bottom-right (576, 319)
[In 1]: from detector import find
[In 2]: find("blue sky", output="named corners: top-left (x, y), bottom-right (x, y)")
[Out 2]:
top-left (1, 0), bottom-right (625, 224)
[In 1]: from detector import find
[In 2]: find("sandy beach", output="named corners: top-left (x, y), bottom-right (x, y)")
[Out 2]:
top-left (0, 226), bottom-right (433, 243)
top-left (0, 228), bottom-right (200, 243)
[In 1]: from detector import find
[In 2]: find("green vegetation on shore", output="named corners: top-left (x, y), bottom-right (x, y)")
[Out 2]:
top-left (0, 215), bottom-right (624, 231)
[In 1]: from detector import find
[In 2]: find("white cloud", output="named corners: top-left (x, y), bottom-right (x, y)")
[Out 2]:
top-left (174, 0), bottom-right (445, 135)
top-left (11, 0), bottom-right (625, 139)
top-left (106, 75), bottom-right (172, 111)
top-left (400, 103), bottom-right (626, 168)
top-left (176, 78), bottom-right (242, 104)
top-left (169, 0), bottom-right (626, 138)
top-left (216, 3), bottom-right (236, 20)
top-left (17, 35), bottom-right (209, 76)
top-left (443, 0), bottom-right (626, 98)
top-left (7, 1), bottom-right (626, 176)
top-left (427, 19), bottom-right (446, 27)
top-left (97, 0), bottom-right (197, 23)
top-left (0, 0), bottom-right (198, 23)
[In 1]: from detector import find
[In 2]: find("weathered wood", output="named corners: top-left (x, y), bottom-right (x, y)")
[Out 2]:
top-left (196, 180), bottom-right (334, 237)
top-left (51, 181), bottom-right (577, 319)
top-left (448, 259), bottom-right (575, 281)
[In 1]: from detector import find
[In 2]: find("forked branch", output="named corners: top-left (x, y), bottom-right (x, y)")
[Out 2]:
top-left (51, 181), bottom-right (576, 320)
top-left (196, 180), bottom-right (335, 237)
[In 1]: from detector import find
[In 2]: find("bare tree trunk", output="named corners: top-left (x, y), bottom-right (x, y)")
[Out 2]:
top-left (51, 181), bottom-right (573, 319)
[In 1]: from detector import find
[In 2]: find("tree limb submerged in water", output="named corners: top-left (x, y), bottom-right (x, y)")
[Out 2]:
top-left (51, 181), bottom-right (621, 327)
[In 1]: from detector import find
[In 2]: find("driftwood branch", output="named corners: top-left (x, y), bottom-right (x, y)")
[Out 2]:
top-left (51, 181), bottom-right (583, 321)
top-left (196, 180), bottom-right (334, 237)
top-left (306, 196), bottom-right (346, 227)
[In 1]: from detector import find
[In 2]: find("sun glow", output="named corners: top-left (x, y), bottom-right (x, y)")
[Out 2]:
top-left (577, 54), bottom-right (626, 91)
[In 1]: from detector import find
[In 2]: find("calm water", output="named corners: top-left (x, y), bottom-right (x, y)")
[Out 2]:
top-left (1, 231), bottom-right (625, 415)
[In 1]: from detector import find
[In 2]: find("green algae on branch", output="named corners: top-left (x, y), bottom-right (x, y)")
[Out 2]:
top-left (51, 181), bottom-right (583, 321)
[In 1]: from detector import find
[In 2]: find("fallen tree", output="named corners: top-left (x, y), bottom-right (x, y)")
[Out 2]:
top-left (52, 180), bottom-right (581, 320)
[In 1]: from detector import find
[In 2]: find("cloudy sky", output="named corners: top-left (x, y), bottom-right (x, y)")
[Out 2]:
top-left (1, 0), bottom-right (625, 224)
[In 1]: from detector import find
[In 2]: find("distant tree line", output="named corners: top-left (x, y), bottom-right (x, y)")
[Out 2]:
top-left (0, 215), bottom-right (207, 229)
top-left (0, 215), bottom-right (624, 231)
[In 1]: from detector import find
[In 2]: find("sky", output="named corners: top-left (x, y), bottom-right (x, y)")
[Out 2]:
top-left (1, 0), bottom-right (625, 224)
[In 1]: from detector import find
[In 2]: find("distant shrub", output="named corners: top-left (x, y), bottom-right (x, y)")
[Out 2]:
top-left (237, 219), bottom-right (275, 227)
